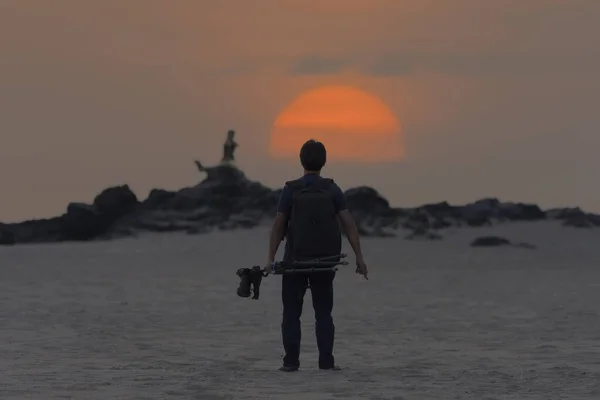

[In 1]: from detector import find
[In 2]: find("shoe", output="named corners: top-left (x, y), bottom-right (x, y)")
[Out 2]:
top-left (279, 365), bottom-right (299, 372)
top-left (319, 365), bottom-right (342, 371)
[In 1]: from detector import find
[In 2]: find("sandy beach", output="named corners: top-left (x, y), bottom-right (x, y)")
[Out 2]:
top-left (1, 221), bottom-right (600, 399)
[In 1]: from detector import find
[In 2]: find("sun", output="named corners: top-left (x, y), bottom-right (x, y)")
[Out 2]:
top-left (269, 85), bottom-right (404, 162)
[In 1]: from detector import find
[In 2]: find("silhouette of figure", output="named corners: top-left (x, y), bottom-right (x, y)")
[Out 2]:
top-left (194, 129), bottom-right (239, 173)
top-left (194, 160), bottom-right (206, 172)
top-left (221, 130), bottom-right (238, 164)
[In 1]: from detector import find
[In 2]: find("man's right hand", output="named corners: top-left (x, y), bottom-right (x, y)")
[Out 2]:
top-left (355, 258), bottom-right (368, 280)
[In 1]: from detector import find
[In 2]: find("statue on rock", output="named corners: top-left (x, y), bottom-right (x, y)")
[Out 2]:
top-left (221, 129), bottom-right (238, 164)
top-left (194, 129), bottom-right (245, 183)
top-left (194, 130), bottom-right (239, 172)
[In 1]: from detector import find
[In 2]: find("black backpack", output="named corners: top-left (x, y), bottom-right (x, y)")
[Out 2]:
top-left (285, 178), bottom-right (342, 262)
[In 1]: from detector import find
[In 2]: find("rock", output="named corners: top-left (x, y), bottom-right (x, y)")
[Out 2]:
top-left (60, 203), bottom-right (105, 241)
top-left (463, 198), bottom-right (499, 217)
top-left (465, 215), bottom-right (492, 227)
top-left (546, 207), bottom-right (600, 228)
top-left (345, 186), bottom-right (390, 216)
top-left (2, 147), bottom-right (598, 245)
top-left (6, 218), bottom-right (63, 243)
top-left (404, 204), bottom-right (453, 230)
top-left (344, 187), bottom-right (408, 233)
top-left (497, 202), bottom-right (545, 221)
top-left (589, 214), bottom-right (600, 226)
top-left (0, 185), bottom-right (140, 244)
top-left (418, 201), bottom-right (455, 216)
top-left (459, 198), bottom-right (545, 223)
top-left (181, 165), bottom-right (274, 213)
top-left (563, 214), bottom-right (595, 228)
top-left (0, 224), bottom-right (15, 245)
top-left (471, 236), bottom-right (511, 247)
top-left (431, 217), bottom-right (452, 230)
top-left (143, 189), bottom-right (176, 209)
top-left (201, 163), bottom-right (248, 184)
top-left (546, 207), bottom-right (584, 220)
top-left (470, 236), bottom-right (536, 249)
top-left (409, 198), bottom-right (544, 227)
top-left (109, 164), bottom-right (276, 236)
top-left (55, 185), bottom-right (139, 242)
top-left (403, 211), bottom-right (430, 230)
top-left (93, 185), bottom-right (139, 218)
top-left (459, 200), bottom-right (494, 226)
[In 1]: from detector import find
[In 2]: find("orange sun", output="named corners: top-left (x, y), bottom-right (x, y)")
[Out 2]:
top-left (269, 85), bottom-right (404, 162)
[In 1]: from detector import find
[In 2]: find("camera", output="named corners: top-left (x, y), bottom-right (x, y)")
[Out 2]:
top-left (236, 266), bottom-right (265, 300)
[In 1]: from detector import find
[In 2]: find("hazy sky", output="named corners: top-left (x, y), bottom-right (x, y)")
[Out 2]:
top-left (1, 0), bottom-right (599, 222)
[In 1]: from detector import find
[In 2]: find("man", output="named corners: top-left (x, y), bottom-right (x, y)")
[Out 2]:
top-left (266, 139), bottom-right (368, 372)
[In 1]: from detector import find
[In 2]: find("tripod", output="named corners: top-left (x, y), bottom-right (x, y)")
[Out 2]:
top-left (236, 254), bottom-right (349, 300)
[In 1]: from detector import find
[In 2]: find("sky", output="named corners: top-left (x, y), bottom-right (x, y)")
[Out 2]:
top-left (1, 0), bottom-right (599, 222)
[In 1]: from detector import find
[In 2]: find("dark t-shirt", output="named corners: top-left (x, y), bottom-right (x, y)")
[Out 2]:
top-left (276, 173), bottom-right (347, 260)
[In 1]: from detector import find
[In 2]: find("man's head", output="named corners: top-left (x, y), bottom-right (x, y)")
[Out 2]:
top-left (300, 139), bottom-right (327, 173)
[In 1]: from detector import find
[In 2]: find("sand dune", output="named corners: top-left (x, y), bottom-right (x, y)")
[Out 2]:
top-left (1, 222), bottom-right (600, 399)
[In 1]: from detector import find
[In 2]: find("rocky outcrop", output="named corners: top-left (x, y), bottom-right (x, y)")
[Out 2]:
top-left (0, 223), bottom-right (16, 245)
top-left (5, 185), bottom-right (139, 243)
top-left (471, 236), bottom-right (512, 247)
top-left (108, 164), bottom-right (278, 237)
top-left (1, 163), bottom-right (599, 246)
top-left (545, 207), bottom-right (600, 228)
top-left (471, 236), bottom-right (536, 249)
top-left (343, 186), bottom-right (403, 237)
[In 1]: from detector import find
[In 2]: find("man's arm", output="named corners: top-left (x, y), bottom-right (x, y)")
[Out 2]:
top-left (338, 209), bottom-right (364, 262)
top-left (331, 184), bottom-right (365, 262)
top-left (268, 213), bottom-right (288, 264)
top-left (267, 186), bottom-right (292, 264)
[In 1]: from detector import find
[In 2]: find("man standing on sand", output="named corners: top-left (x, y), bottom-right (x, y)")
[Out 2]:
top-left (265, 139), bottom-right (368, 372)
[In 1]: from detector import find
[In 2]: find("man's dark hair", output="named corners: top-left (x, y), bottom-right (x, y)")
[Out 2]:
top-left (299, 139), bottom-right (327, 171)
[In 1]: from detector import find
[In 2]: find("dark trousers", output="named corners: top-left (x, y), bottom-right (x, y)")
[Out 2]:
top-left (281, 271), bottom-right (335, 369)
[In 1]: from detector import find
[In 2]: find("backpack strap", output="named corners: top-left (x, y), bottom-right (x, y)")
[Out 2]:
top-left (316, 178), bottom-right (334, 189)
top-left (285, 178), bottom-right (306, 193)
top-left (285, 177), bottom-right (334, 190)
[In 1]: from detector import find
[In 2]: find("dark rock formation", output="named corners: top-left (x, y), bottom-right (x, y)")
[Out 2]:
top-left (403, 211), bottom-right (430, 231)
top-left (94, 185), bottom-right (139, 218)
top-left (4, 185), bottom-right (138, 244)
top-left (563, 215), bottom-right (595, 228)
top-left (344, 186), bottom-right (404, 235)
top-left (60, 202), bottom-right (104, 241)
top-left (458, 198), bottom-right (545, 224)
top-left (1, 162), bottom-right (598, 246)
top-left (544, 207), bottom-right (600, 228)
top-left (142, 189), bottom-right (176, 209)
top-left (0, 223), bottom-right (16, 245)
top-left (107, 164), bottom-right (277, 237)
top-left (471, 236), bottom-right (511, 247)
top-left (471, 236), bottom-right (536, 249)
top-left (345, 186), bottom-right (390, 214)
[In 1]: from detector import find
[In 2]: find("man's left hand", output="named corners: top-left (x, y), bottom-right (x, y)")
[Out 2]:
top-left (264, 262), bottom-right (273, 275)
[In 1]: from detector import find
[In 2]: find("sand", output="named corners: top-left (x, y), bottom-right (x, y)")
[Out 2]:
top-left (1, 221), bottom-right (600, 399)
